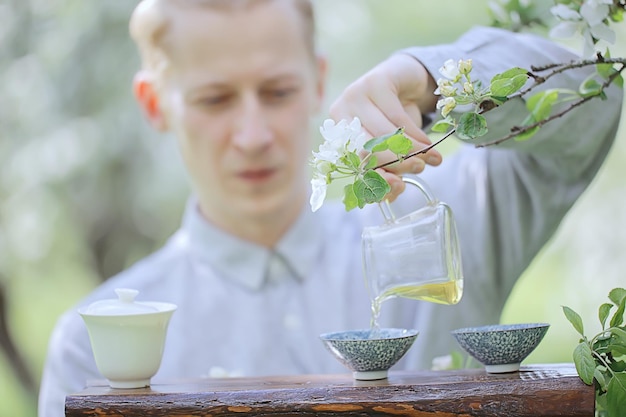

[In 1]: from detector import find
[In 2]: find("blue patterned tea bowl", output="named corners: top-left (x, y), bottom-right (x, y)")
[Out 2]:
top-left (319, 328), bottom-right (418, 380)
top-left (451, 323), bottom-right (550, 373)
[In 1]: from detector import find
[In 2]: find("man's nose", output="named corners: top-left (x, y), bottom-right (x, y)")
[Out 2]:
top-left (232, 96), bottom-right (274, 153)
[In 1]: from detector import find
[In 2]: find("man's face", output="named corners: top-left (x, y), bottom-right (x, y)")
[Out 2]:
top-left (157, 1), bottom-right (324, 227)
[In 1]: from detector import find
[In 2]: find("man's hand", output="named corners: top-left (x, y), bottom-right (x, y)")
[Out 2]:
top-left (329, 53), bottom-right (441, 202)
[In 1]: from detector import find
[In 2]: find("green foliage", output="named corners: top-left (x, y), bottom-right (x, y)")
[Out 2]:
top-left (341, 132), bottom-right (409, 211)
top-left (490, 67), bottom-right (529, 96)
top-left (456, 113), bottom-right (488, 139)
top-left (564, 288), bottom-right (626, 417)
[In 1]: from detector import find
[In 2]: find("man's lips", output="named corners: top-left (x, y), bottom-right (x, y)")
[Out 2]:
top-left (237, 168), bottom-right (277, 182)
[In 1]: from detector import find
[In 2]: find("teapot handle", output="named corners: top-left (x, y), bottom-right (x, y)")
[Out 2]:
top-left (379, 175), bottom-right (437, 223)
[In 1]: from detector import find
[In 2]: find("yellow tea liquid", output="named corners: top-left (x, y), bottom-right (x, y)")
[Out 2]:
top-left (370, 280), bottom-right (462, 330)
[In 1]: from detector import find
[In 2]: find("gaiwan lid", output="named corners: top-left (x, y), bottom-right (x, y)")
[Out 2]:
top-left (82, 288), bottom-right (159, 316)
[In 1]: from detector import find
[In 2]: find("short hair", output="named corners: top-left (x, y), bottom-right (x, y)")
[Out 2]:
top-left (129, 0), bottom-right (316, 79)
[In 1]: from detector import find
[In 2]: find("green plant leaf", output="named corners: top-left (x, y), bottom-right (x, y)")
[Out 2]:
top-left (363, 155), bottom-right (378, 170)
top-left (490, 67), bottom-right (529, 96)
top-left (386, 132), bottom-right (413, 156)
top-left (579, 74), bottom-right (604, 98)
top-left (514, 124), bottom-right (540, 141)
top-left (611, 327), bottom-right (626, 344)
top-left (600, 303), bottom-right (613, 329)
top-left (363, 128), bottom-right (405, 153)
top-left (609, 359), bottom-right (626, 373)
top-left (526, 89), bottom-right (559, 120)
top-left (573, 342), bottom-right (595, 385)
top-left (606, 373), bottom-right (626, 417)
top-left (614, 74), bottom-right (624, 89)
top-left (456, 113), bottom-right (488, 140)
top-left (342, 151), bottom-right (362, 171)
top-left (595, 367), bottom-right (608, 392)
top-left (597, 62), bottom-right (625, 89)
top-left (609, 288), bottom-right (626, 306)
top-left (563, 305), bottom-right (585, 336)
top-left (594, 333), bottom-right (611, 353)
top-left (353, 170), bottom-right (391, 207)
top-left (431, 119), bottom-right (454, 133)
top-left (610, 297), bottom-right (625, 328)
top-left (608, 343), bottom-right (626, 356)
top-left (342, 183), bottom-right (358, 212)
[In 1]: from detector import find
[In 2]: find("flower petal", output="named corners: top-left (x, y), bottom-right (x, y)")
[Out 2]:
top-left (310, 176), bottom-right (327, 212)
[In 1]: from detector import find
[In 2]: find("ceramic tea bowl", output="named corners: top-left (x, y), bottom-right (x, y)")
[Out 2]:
top-left (79, 288), bottom-right (177, 388)
top-left (451, 323), bottom-right (550, 373)
top-left (319, 328), bottom-right (418, 380)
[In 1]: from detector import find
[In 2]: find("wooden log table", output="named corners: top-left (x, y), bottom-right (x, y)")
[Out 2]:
top-left (65, 363), bottom-right (594, 417)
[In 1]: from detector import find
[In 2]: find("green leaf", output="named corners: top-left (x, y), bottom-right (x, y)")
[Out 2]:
top-left (342, 151), bottom-right (362, 171)
top-left (490, 68), bottom-right (529, 97)
top-left (600, 303), bottom-right (613, 329)
top-left (563, 305), bottom-right (585, 336)
top-left (526, 89), bottom-right (559, 121)
top-left (514, 124), bottom-right (540, 141)
top-left (606, 373), bottom-right (626, 417)
top-left (609, 288), bottom-right (626, 306)
top-left (611, 327), bottom-right (626, 344)
top-left (353, 170), bottom-right (391, 207)
top-left (610, 297), bottom-right (625, 328)
top-left (431, 119), bottom-right (454, 133)
top-left (594, 332), bottom-right (612, 353)
top-left (579, 74), bottom-right (604, 98)
top-left (573, 342), bottom-right (595, 385)
top-left (609, 359), bottom-right (626, 373)
top-left (597, 62), bottom-right (617, 80)
top-left (456, 113), bottom-right (488, 140)
top-left (363, 128), bottom-right (405, 153)
top-left (386, 132), bottom-right (413, 156)
top-left (491, 67), bottom-right (528, 83)
top-left (596, 60), bottom-right (625, 89)
top-left (594, 367), bottom-right (608, 391)
top-left (363, 155), bottom-right (378, 170)
top-left (342, 183), bottom-right (358, 212)
top-left (607, 343), bottom-right (626, 356)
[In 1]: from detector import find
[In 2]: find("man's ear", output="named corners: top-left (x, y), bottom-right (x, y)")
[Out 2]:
top-left (133, 71), bottom-right (168, 132)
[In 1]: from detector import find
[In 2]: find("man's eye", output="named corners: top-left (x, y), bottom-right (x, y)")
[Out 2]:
top-left (199, 95), bottom-right (232, 107)
top-left (263, 88), bottom-right (296, 102)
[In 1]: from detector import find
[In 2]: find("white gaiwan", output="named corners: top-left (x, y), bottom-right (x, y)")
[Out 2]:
top-left (78, 288), bottom-right (177, 389)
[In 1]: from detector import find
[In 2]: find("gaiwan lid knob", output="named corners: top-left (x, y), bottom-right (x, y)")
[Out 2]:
top-left (83, 288), bottom-right (159, 316)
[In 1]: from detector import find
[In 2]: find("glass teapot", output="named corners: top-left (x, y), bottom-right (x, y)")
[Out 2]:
top-left (362, 176), bottom-right (464, 310)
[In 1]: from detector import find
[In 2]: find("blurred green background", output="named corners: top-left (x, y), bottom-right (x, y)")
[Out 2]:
top-left (1, 1), bottom-right (625, 415)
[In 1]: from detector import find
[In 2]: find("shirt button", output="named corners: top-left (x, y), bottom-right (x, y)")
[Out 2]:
top-left (283, 314), bottom-right (301, 331)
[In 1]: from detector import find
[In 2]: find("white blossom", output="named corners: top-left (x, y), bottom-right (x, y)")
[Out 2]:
top-left (463, 81), bottom-right (474, 94)
top-left (458, 59), bottom-right (473, 75)
top-left (580, 0), bottom-right (610, 26)
top-left (438, 59), bottom-right (460, 81)
top-left (309, 175), bottom-right (328, 212)
top-left (317, 117), bottom-right (367, 156)
top-left (436, 97), bottom-right (457, 118)
top-left (310, 117), bottom-right (368, 212)
top-left (550, 4), bottom-right (581, 20)
top-left (549, 1), bottom-right (615, 57)
top-left (434, 78), bottom-right (457, 97)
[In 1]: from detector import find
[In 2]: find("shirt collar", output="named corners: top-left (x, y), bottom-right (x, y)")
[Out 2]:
top-left (181, 197), bottom-right (324, 291)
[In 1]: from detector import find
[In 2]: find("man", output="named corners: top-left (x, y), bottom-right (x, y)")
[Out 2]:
top-left (39, 0), bottom-right (622, 416)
